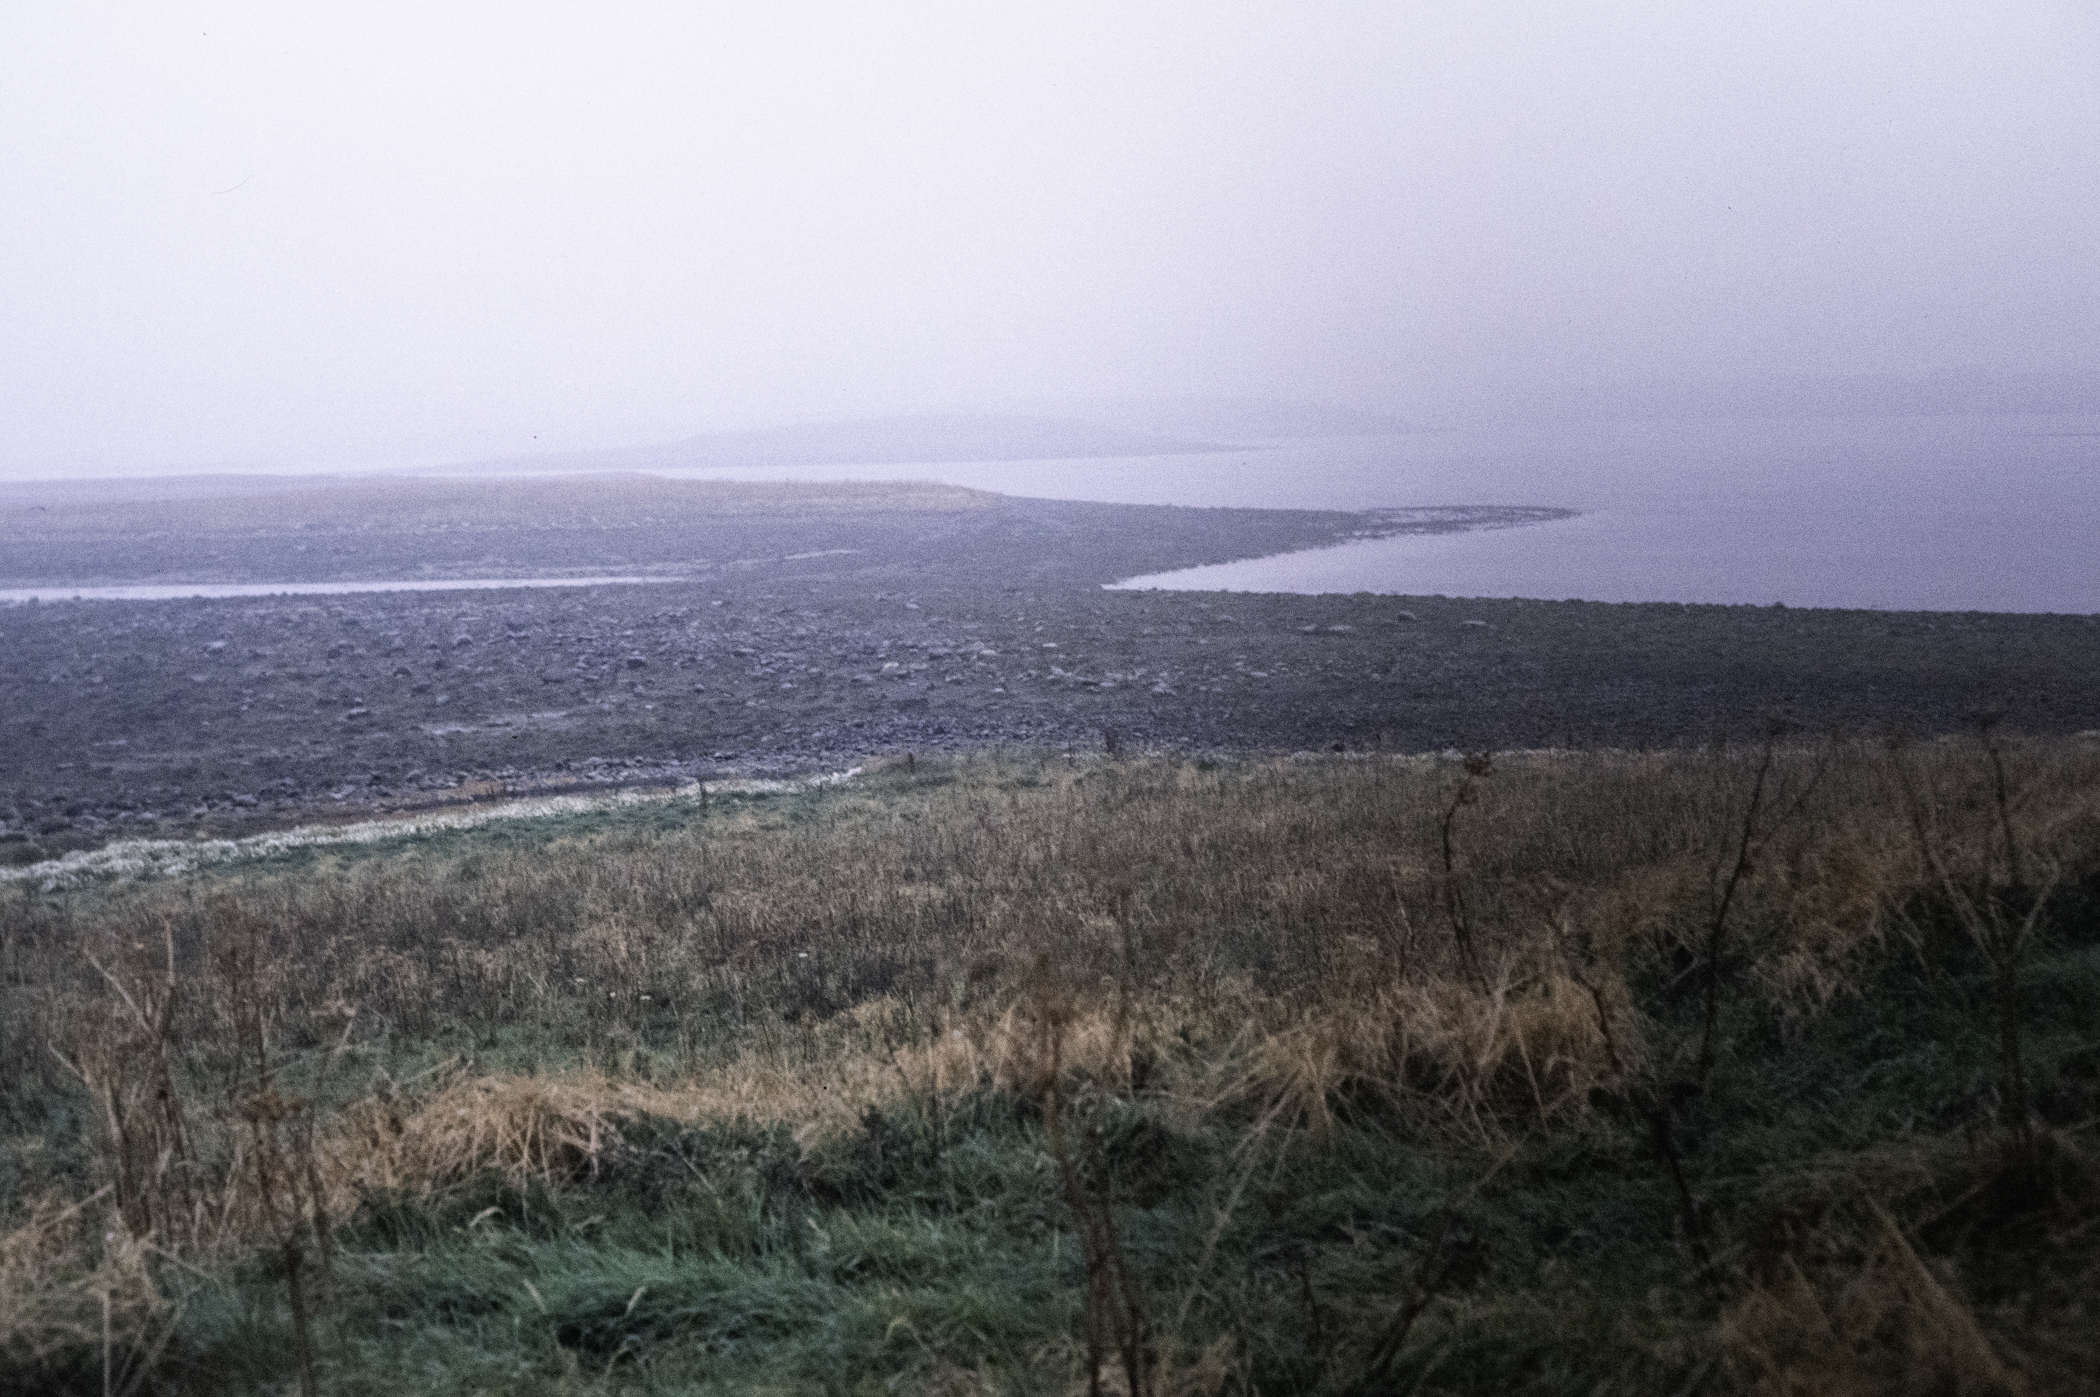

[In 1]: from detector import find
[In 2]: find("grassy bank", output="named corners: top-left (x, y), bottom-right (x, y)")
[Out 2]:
top-left (4, 736), bottom-right (2099, 1394)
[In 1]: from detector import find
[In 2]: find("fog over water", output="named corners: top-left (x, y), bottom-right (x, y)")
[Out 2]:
top-left (631, 413), bottom-right (2100, 613)
top-left (4, 5), bottom-right (2097, 609)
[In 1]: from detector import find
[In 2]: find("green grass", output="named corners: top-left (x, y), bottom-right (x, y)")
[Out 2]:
top-left (4, 743), bottom-right (2098, 1394)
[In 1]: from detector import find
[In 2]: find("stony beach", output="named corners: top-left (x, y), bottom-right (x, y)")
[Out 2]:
top-left (4, 476), bottom-right (2095, 860)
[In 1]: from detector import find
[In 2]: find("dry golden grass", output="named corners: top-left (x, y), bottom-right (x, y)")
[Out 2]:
top-left (3, 734), bottom-right (2096, 1392)
top-left (1718, 1200), bottom-right (2026, 1396)
top-left (0, 1191), bottom-right (173, 1388)
top-left (326, 1001), bottom-right (996, 1198)
top-left (9, 737), bottom-right (2096, 1197)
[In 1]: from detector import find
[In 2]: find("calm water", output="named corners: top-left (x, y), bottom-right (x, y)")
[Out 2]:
top-left (643, 413), bottom-right (2100, 613)
top-left (0, 576), bottom-right (672, 605)
top-left (14, 416), bottom-right (2096, 613)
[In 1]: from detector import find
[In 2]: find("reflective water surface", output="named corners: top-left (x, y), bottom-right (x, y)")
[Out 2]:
top-left (12, 414), bottom-right (2097, 612)
top-left (639, 413), bottom-right (2100, 613)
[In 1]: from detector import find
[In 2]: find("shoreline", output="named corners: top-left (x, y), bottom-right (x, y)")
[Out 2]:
top-left (6, 480), bottom-right (2098, 867)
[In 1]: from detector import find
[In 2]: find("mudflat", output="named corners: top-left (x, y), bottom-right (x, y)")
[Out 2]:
top-left (3, 476), bottom-right (2094, 858)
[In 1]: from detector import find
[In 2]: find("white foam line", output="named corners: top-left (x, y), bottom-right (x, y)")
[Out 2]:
top-left (3, 768), bottom-right (863, 891)
top-left (0, 576), bottom-right (680, 604)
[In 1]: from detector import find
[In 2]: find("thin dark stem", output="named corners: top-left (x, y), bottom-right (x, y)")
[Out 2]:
top-left (1439, 755), bottom-right (1492, 990)
top-left (1040, 1006), bottom-right (1148, 1397)
top-left (1984, 730), bottom-right (2025, 891)
top-left (1696, 740), bottom-right (1774, 1090)
top-left (1649, 1104), bottom-right (1711, 1273)
top-left (1889, 734), bottom-right (2046, 1169)
top-left (1351, 1211), bottom-right (1471, 1390)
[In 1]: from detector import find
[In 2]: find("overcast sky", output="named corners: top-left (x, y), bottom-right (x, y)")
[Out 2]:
top-left (3, 2), bottom-right (2096, 475)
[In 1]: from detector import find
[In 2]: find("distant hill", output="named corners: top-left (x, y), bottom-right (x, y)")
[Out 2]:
top-left (439, 413), bottom-right (1243, 476)
top-left (1493, 370), bottom-right (2100, 422)
top-left (1019, 397), bottom-right (1423, 439)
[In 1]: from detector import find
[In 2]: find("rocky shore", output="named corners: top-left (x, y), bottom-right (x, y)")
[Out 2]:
top-left (4, 477), bottom-right (2096, 860)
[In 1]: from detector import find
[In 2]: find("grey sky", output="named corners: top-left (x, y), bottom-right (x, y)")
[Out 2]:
top-left (3, 2), bottom-right (2096, 476)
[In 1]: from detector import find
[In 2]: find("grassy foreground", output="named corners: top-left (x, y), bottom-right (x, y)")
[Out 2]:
top-left (3, 737), bottom-right (2098, 1395)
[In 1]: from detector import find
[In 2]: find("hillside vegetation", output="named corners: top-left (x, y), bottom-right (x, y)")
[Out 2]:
top-left (3, 735), bottom-right (2098, 1395)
